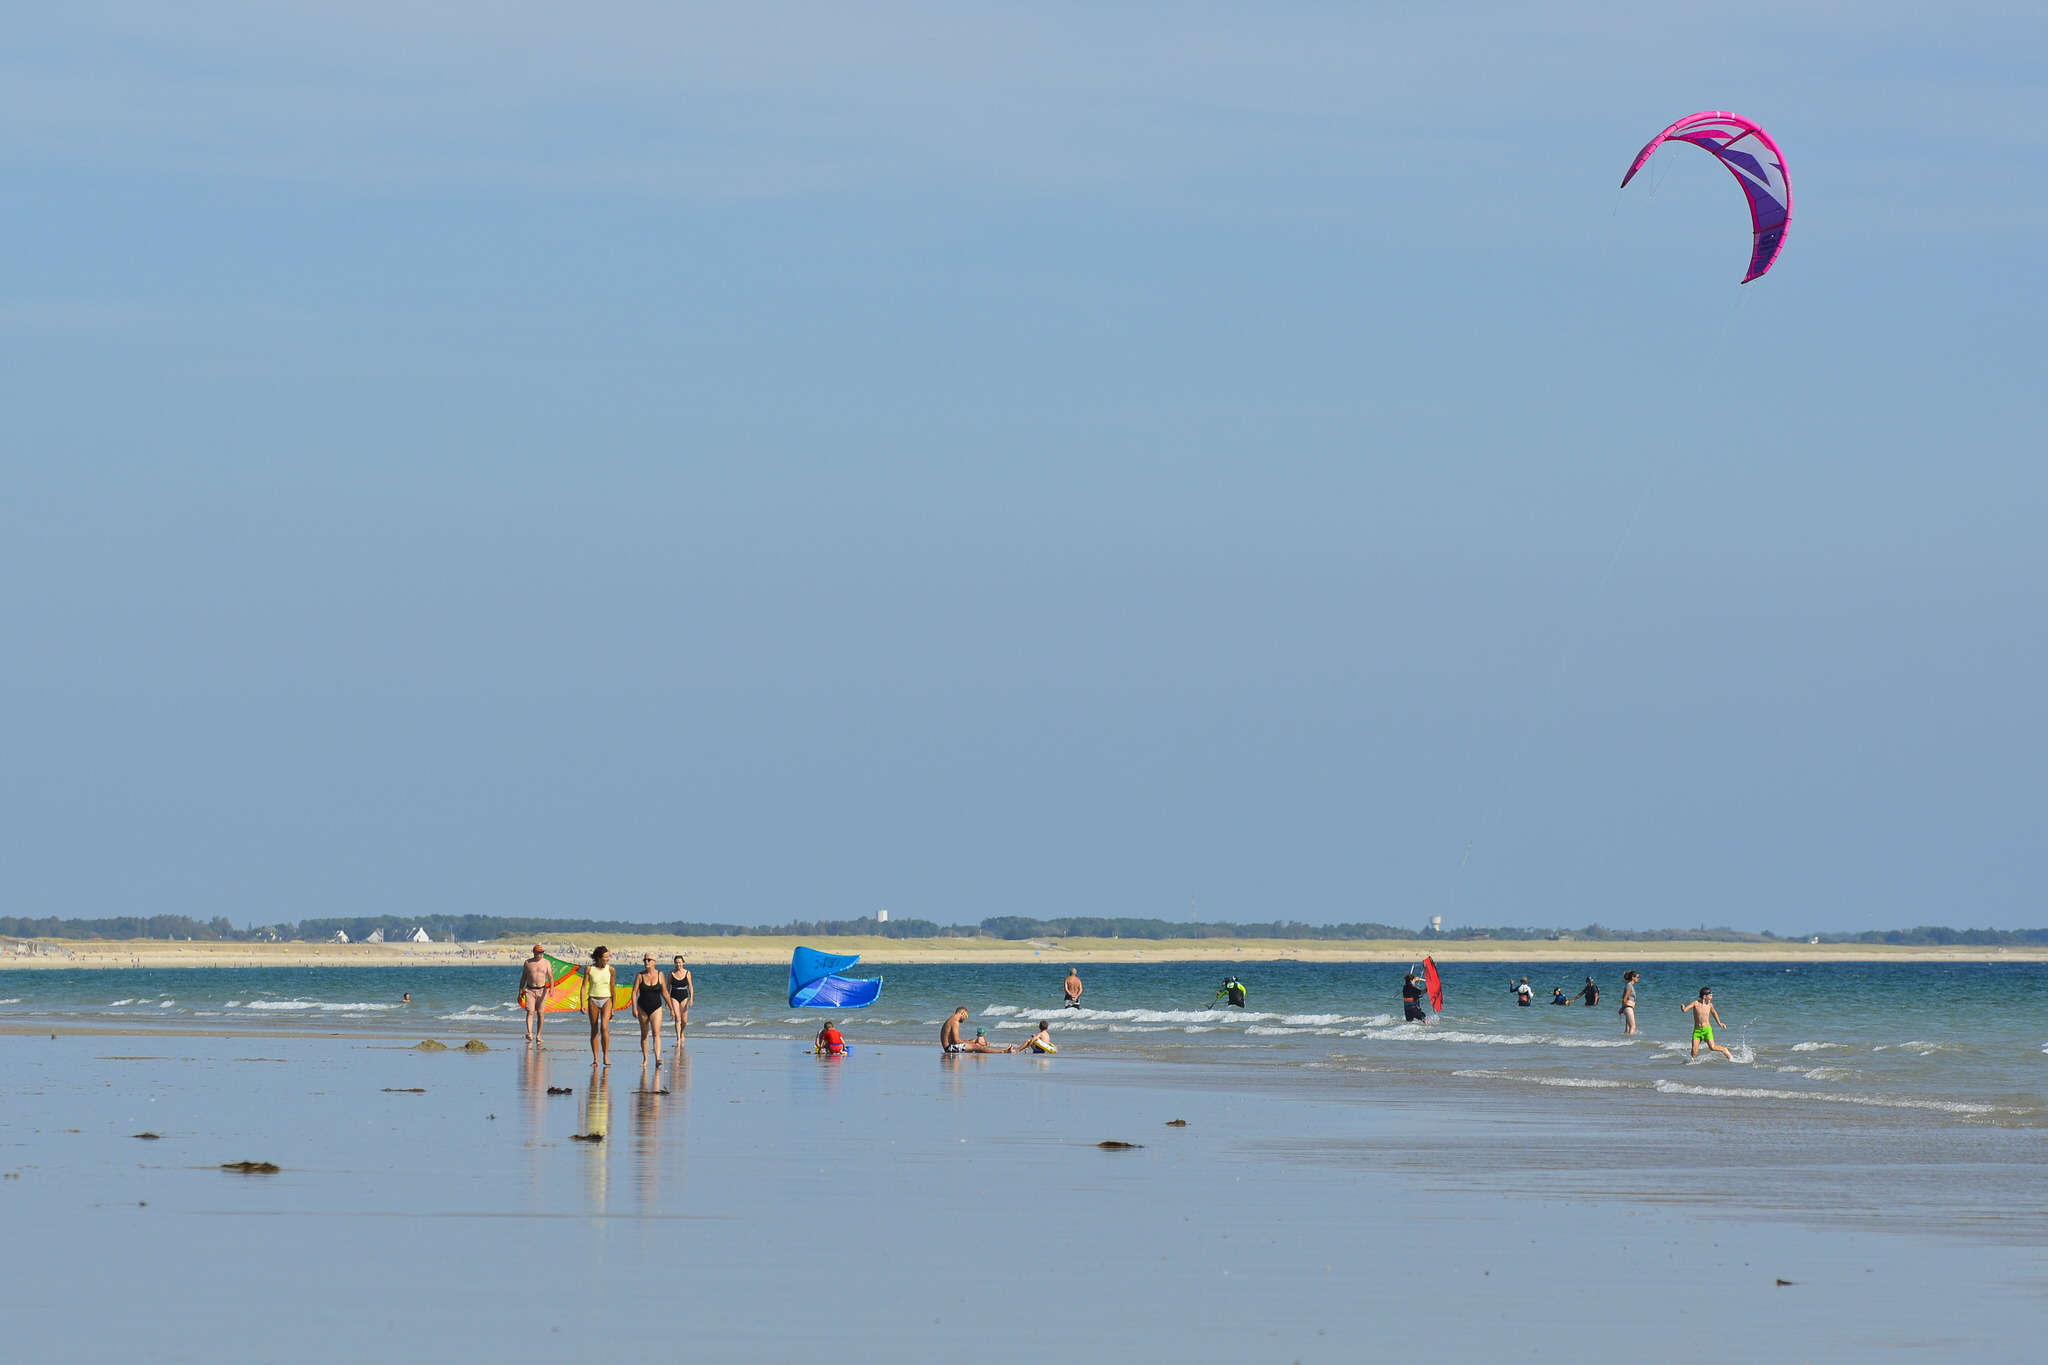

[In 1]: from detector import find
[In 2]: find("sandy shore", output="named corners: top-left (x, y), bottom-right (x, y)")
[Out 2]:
top-left (3, 934), bottom-right (2039, 969)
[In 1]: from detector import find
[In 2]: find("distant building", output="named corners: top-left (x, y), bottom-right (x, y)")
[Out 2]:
top-left (331, 931), bottom-right (349, 943)
top-left (876, 910), bottom-right (888, 923)
top-left (365, 928), bottom-right (385, 944)
top-left (407, 928), bottom-right (430, 943)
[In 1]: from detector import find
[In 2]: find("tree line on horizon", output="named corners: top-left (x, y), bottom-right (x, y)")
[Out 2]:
top-left (3, 912), bottom-right (2045, 948)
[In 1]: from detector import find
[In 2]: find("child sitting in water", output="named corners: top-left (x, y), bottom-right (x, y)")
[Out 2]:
top-left (1019, 1021), bottom-right (1056, 1054)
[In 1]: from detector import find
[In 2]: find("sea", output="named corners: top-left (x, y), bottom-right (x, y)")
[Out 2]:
top-left (3, 956), bottom-right (2045, 1361)
top-left (5, 957), bottom-right (2043, 1127)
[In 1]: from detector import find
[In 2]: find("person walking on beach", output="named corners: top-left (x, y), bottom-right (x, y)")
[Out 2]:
top-left (1680, 987), bottom-right (1732, 1061)
top-left (1063, 969), bottom-right (1084, 1009)
top-left (1578, 976), bottom-right (1600, 1007)
top-left (630, 954), bottom-right (671, 1066)
top-left (941, 1007), bottom-right (1014, 1053)
top-left (1618, 970), bottom-right (1639, 1035)
top-left (584, 946), bottom-right (616, 1066)
top-left (1402, 972), bottom-right (1428, 1023)
top-left (667, 954), bottom-right (692, 1044)
top-left (520, 945), bottom-right (554, 1043)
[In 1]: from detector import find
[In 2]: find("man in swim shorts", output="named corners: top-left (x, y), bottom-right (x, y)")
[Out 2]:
top-left (519, 945), bottom-right (554, 1042)
top-left (940, 1007), bottom-right (1013, 1053)
top-left (1063, 969), bottom-right (1084, 1009)
top-left (1679, 986), bottom-right (1732, 1061)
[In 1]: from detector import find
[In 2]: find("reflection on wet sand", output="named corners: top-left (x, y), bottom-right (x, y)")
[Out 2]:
top-left (581, 1067), bottom-right (610, 1211)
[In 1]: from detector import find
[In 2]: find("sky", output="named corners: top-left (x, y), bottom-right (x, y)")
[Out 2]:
top-left (2, 3), bottom-right (2044, 934)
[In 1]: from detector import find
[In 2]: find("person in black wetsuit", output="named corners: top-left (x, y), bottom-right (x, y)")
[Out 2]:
top-left (630, 955), bottom-right (672, 1066)
top-left (1217, 976), bottom-right (1247, 1008)
top-left (1579, 976), bottom-right (1600, 1007)
top-left (1402, 972), bottom-right (1428, 1023)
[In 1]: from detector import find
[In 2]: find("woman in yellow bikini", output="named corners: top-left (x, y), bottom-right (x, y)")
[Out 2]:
top-left (584, 946), bottom-right (616, 1066)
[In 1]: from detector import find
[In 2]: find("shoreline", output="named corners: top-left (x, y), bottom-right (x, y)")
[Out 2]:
top-left (4, 934), bottom-right (2041, 969)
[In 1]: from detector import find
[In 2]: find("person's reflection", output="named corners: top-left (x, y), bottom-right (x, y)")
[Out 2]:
top-left (581, 1065), bottom-right (610, 1213)
top-left (632, 1057), bottom-right (665, 1204)
top-left (520, 1045), bottom-right (551, 1189)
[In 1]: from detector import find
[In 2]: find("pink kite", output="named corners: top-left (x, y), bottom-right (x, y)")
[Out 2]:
top-left (1622, 112), bottom-right (1791, 282)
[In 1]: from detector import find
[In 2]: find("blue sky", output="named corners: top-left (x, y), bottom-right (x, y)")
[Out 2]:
top-left (2, 3), bottom-right (2043, 933)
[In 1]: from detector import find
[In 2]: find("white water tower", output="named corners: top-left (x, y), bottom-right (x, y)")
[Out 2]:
top-left (876, 909), bottom-right (888, 923)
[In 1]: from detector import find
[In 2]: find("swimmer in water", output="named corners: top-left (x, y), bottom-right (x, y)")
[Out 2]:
top-left (1679, 986), bottom-right (1732, 1061)
top-left (1618, 970), bottom-right (1638, 1035)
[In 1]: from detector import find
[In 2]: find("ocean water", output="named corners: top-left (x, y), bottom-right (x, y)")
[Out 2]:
top-left (5, 958), bottom-right (2042, 1127)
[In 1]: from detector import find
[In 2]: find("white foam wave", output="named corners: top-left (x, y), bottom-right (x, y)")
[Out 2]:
top-left (237, 999), bottom-right (398, 1013)
top-left (1789, 1042), bottom-right (1841, 1052)
top-left (1652, 1079), bottom-right (1993, 1115)
top-left (0, 998), bottom-right (20, 1005)
top-left (981, 1005), bottom-right (1019, 1017)
top-left (1454, 1068), bottom-right (1631, 1089)
top-left (1553, 1038), bottom-right (1637, 1048)
top-left (109, 998), bottom-right (136, 1006)
top-left (1056, 1007), bottom-right (1283, 1024)
top-left (158, 1000), bottom-right (174, 1007)
top-left (1362, 1025), bottom-right (1541, 1045)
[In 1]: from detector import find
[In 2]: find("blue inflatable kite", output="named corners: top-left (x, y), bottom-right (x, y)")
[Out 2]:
top-left (788, 945), bottom-right (883, 1009)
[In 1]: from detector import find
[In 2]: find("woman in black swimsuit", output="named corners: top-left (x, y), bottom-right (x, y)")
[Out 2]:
top-left (668, 954), bottom-right (693, 1044)
top-left (630, 955), bottom-right (671, 1066)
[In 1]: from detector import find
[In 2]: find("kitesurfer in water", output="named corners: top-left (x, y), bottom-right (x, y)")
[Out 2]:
top-left (1217, 976), bottom-right (1247, 1008)
top-left (1513, 978), bottom-right (1533, 1006)
top-left (1402, 972), bottom-right (1428, 1022)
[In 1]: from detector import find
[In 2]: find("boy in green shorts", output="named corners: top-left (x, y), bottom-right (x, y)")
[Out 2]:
top-left (1679, 987), bottom-right (1732, 1061)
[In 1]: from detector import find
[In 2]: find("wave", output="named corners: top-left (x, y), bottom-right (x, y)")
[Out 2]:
top-left (109, 998), bottom-right (137, 1006)
top-left (1652, 1079), bottom-right (1994, 1115)
top-left (1453, 1069), bottom-right (1632, 1089)
top-left (0, 998), bottom-right (19, 1005)
top-left (1789, 1042), bottom-right (1842, 1052)
top-left (235, 999), bottom-right (399, 1013)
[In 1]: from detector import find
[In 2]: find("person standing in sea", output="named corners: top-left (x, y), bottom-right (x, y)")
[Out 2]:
top-left (1679, 986), bottom-right (1732, 1061)
top-left (520, 945), bottom-right (554, 1043)
top-left (1063, 969), bottom-right (1084, 1009)
top-left (1578, 976), bottom-right (1600, 1007)
top-left (1402, 971), bottom-right (1428, 1022)
top-left (1617, 970), bottom-right (1639, 1035)
top-left (584, 946), bottom-right (616, 1066)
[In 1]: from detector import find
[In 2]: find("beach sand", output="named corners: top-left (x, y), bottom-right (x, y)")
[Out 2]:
top-left (1, 1031), bottom-right (2039, 1363)
top-left (4, 934), bottom-right (2039, 969)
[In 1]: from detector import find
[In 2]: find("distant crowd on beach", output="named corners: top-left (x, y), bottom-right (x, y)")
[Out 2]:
top-left (514, 951), bottom-right (1740, 1067)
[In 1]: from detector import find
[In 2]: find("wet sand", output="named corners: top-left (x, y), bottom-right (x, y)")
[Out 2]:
top-left (6, 935), bottom-right (2040, 969)
top-left (1, 1033), bottom-right (2040, 1362)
